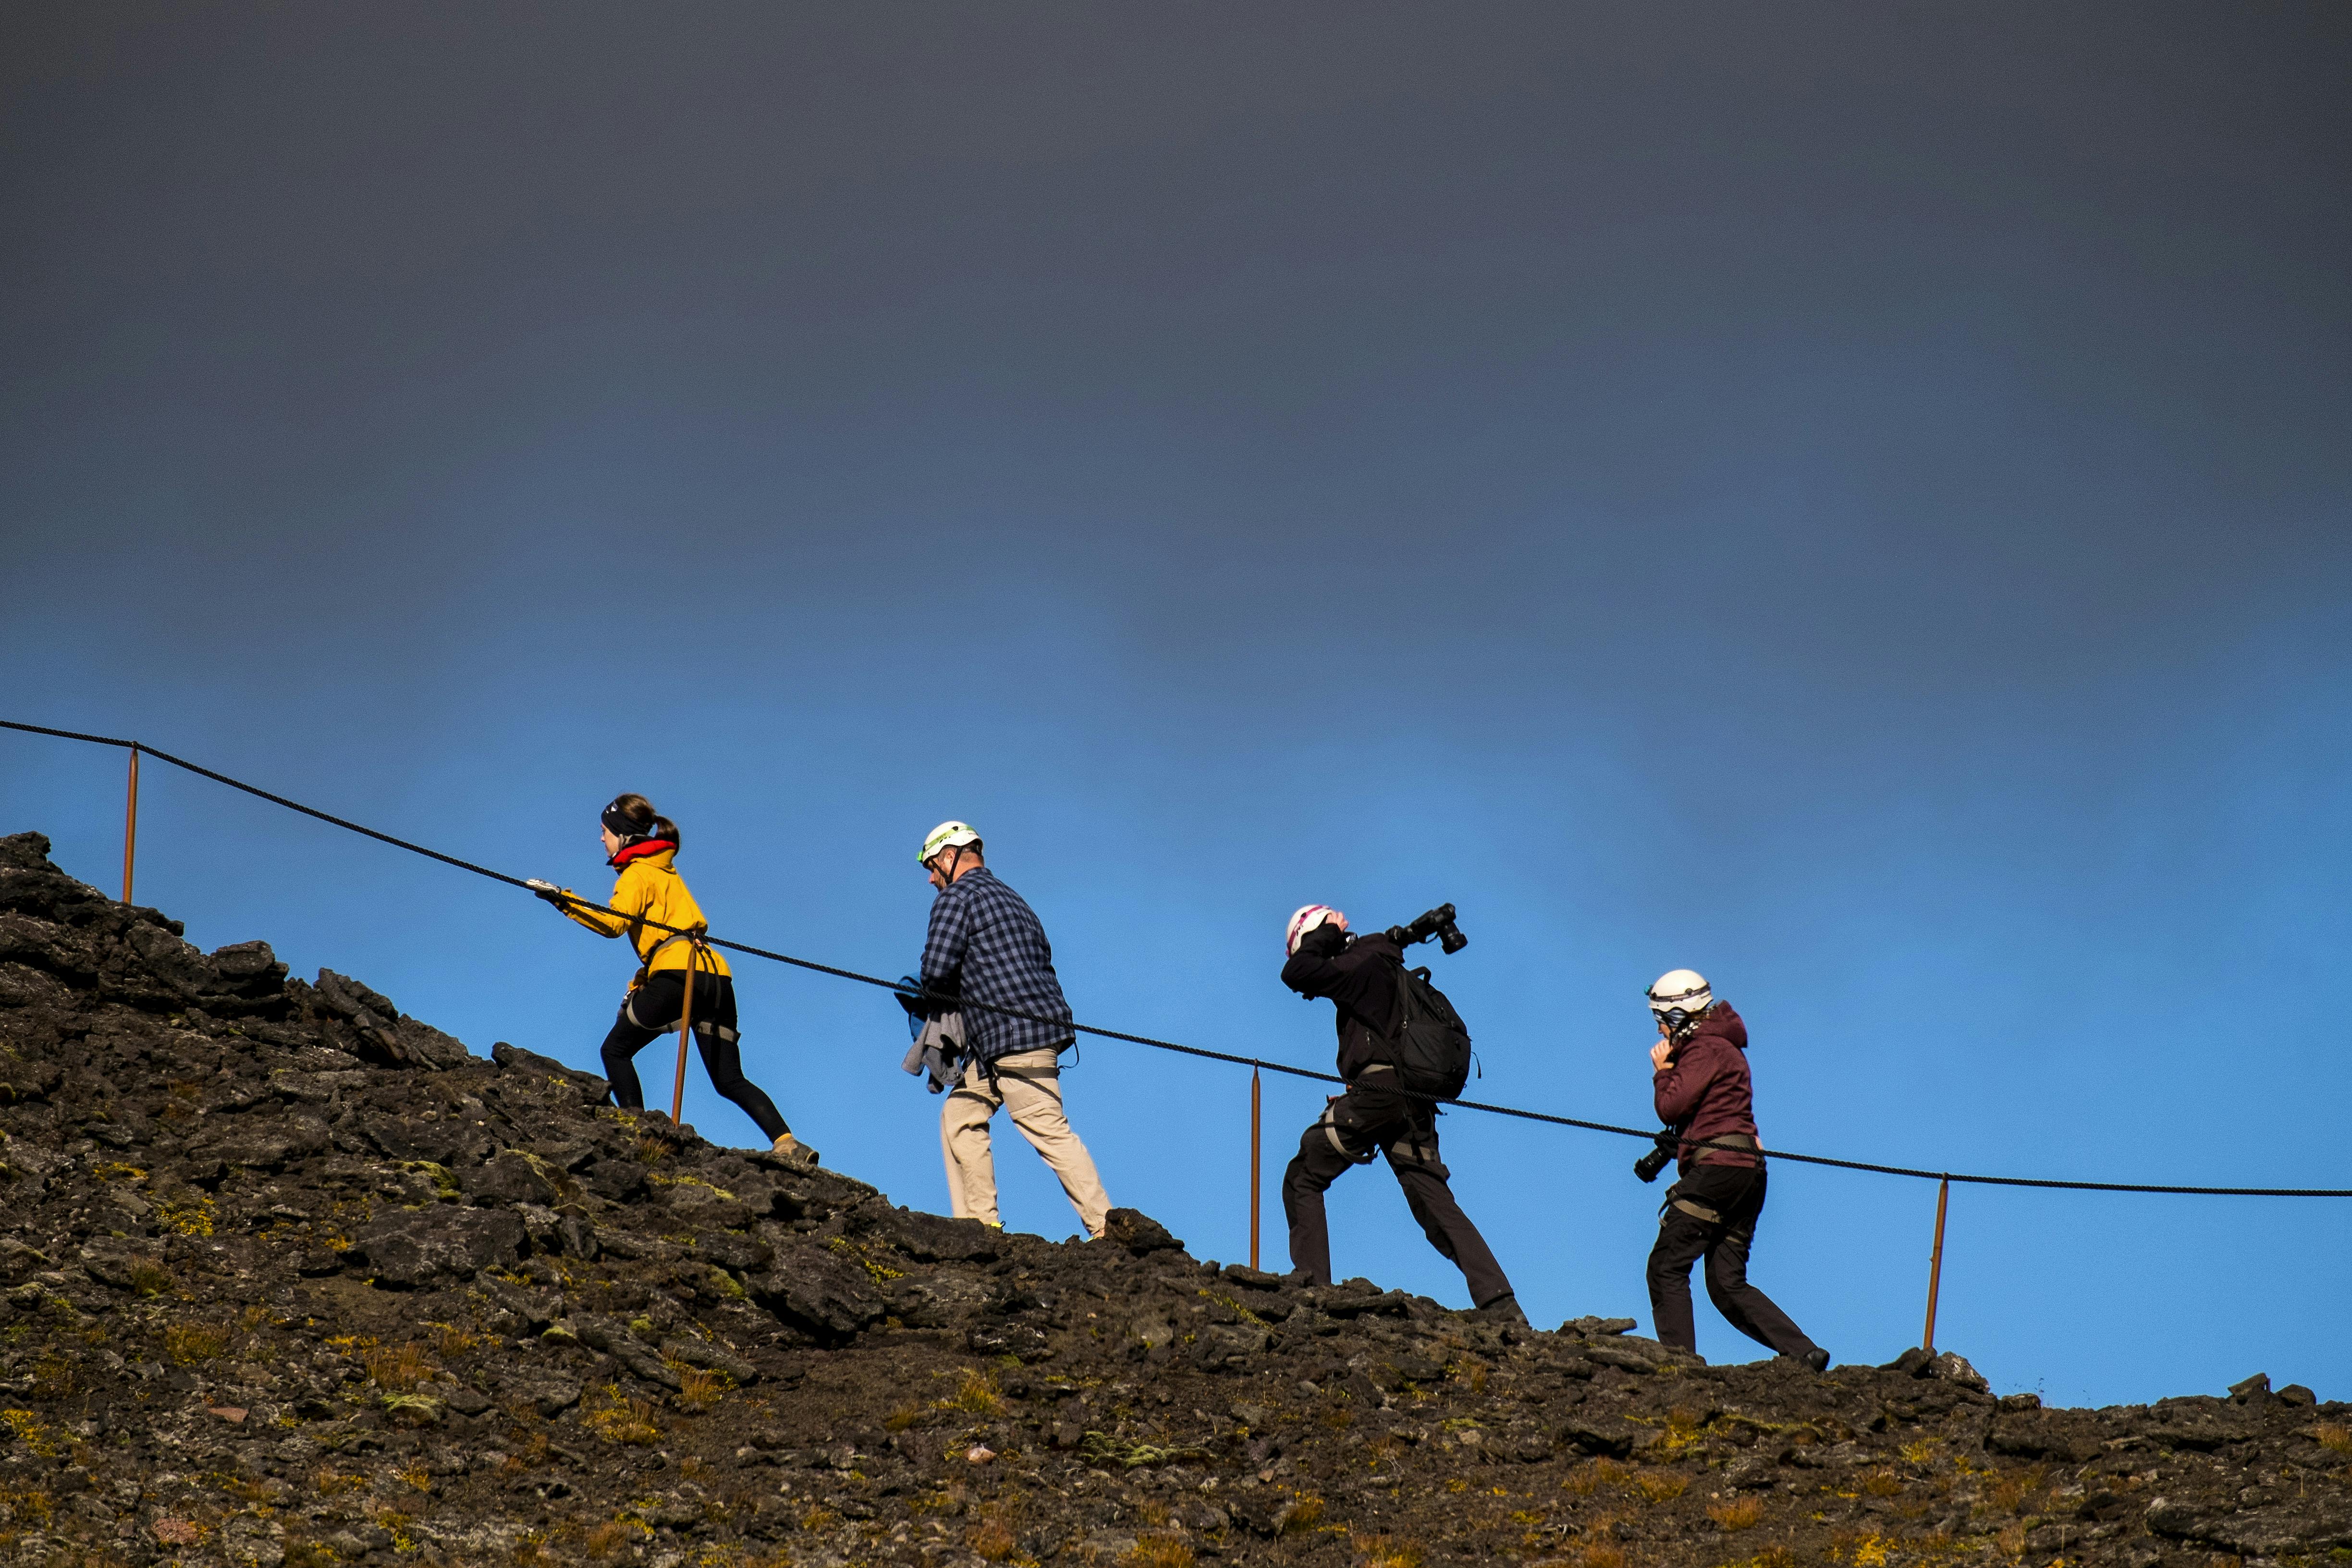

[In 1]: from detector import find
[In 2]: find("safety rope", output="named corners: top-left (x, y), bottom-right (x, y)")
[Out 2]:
top-left (7, 716), bottom-right (2350, 1200)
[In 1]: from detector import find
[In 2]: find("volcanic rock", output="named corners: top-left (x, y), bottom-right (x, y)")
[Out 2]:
top-left (0, 827), bottom-right (2339, 1568)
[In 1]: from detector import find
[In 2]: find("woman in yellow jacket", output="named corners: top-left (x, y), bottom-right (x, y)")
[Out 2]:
top-left (533, 794), bottom-right (815, 1165)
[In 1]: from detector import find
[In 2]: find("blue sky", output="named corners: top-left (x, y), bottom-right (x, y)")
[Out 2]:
top-left (3, 2), bottom-right (2348, 1408)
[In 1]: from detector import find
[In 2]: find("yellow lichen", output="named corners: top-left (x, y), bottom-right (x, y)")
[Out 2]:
top-left (163, 1323), bottom-right (226, 1364)
top-left (1708, 1496), bottom-right (1765, 1530)
top-left (823, 1234), bottom-right (906, 1284)
top-left (157, 1192), bottom-right (216, 1237)
top-left (584, 1389), bottom-right (661, 1446)
top-left (3, 1409), bottom-right (64, 1459)
top-left (1195, 1288), bottom-right (1267, 1325)
top-left (644, 1171), bottom-right (735, 1200)
top-left (941, 1367), bottom-right (1004, 1416)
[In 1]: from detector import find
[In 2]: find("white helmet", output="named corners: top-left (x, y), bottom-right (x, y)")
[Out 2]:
top-left (919, 820), bottom-right (981, 866)
top-left (1286, 904), bottom-right (1348, 955)
top-left (1646, 968), bottom-right (1713, 1027)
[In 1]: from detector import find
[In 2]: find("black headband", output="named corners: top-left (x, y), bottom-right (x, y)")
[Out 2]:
top-left (602, 802), bottom-right (645, 839)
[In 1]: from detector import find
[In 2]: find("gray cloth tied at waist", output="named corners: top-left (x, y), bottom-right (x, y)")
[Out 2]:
top-left (901, 1011), bottom-right (967, 1095)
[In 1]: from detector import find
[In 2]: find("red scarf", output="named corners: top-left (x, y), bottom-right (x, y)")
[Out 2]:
top-left (607, 837), bottom-right (677, 870)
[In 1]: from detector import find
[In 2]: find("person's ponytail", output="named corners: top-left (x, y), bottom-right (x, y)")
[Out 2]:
top-left (602, 793), bottom-right (679, 852)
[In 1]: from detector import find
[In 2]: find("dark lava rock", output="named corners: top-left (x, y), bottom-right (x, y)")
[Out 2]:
top-left (460, 1150), bottom-right (561, 1207)
top-left (198, 1110), bottom-right (332, 1169)
top-left (76, 1236), bottom-right (162, 1290)
top-left (1927, 1349), bottom-right (1990, 1392)
top-left (1190, 1321), bottom-right (1271, 1371)
top-left (1990, 1406), bottom-right (2108, 1462)
top-left (695, 1227), bottom-right (772, 1274)
top-left (750, 1242), bottom-right (887, 1339)
top-left (889, 1273), bottom-right (992, 1328)
top-left (2148, 1494), bottom-right (2352, 1554)
top-left (1560, 1412), bottom-right (1639, 1457)
top-left (1102, 1205), bottom-right (1183, 1254)
top-left (876, 1206), bottom-right (1002, 1263)
top-left (0, 827), bottom-right (2338, 1568)
top-left (490, 1037), bottom-right (610, 1100)
top-left (351, 1206), bottom-right (528, 1285)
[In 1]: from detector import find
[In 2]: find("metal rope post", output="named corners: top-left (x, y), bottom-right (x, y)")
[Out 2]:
top-left (671, 927), bottom-right (708, 1125)
top-left (1923, 1176), bottom-right (1950, 1351)
top-left (121, 744), bottom-right (140, 904)
top-left (1249, 1066), bottom-right (1262, 1271)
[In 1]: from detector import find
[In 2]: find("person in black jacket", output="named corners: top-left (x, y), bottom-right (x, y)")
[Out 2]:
top-left (1279, 904), bottom-right (1522, 1320)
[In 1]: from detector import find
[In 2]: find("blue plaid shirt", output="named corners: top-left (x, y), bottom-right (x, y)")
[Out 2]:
top-left (919, 867), bottom-right (1074, 1063)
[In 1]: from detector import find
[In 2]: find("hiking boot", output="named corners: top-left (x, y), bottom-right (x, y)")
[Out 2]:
top-left (769, 1133), bottom-right (820, 1169)
top-left (1803, 1347), bottom-right (1832, 1372)
top-left (1470, 1292), bottom-right (1529, 1325)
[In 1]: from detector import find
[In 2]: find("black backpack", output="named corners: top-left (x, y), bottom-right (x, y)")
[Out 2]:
top-left (1387, 963), bottom-right (1476, 1099)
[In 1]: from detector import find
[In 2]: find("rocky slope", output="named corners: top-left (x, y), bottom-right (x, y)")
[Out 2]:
top-left (0, 828), bottom-right (2344, 1568)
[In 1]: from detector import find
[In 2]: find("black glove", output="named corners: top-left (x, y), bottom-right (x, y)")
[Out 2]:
top-left (1294, 922), bottom-right (1349, 960)
top-left (525, 879), bottom-right (565, 907)
top-left (893, 976), bottom-right (928, 1017)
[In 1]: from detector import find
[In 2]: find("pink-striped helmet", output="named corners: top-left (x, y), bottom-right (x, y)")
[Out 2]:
top-left (1285, 904), bottom-right (1348, 955)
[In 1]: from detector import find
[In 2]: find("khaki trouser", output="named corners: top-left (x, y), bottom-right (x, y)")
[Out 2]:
top-left (940, 1047), bottom-right (1111, 1238)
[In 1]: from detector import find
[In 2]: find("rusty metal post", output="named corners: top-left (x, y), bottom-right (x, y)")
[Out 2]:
top-left (121, 745), bottom-right (140, 904)
top-left (671, 938), bottom-right (702, 1126)
top-left (1249, 1066), bottom-right (1262, 1271)
top-left (1922, 1176), bottom-right (1950, 1352)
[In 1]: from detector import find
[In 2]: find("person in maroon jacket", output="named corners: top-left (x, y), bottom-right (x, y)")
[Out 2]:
top-left (1643, 968), bottom-right (1829, 1370)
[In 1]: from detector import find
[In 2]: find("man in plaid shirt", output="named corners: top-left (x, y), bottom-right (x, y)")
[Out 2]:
top-left (917, 821), bottom-right (1111, 1237)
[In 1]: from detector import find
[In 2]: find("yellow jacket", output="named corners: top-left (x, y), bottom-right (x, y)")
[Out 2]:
top-left (558, 847), bottom-right (732, 980)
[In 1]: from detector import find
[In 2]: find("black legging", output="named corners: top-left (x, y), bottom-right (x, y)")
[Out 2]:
top-left (1645, 1162), bottom-right (1819, 1360)
top-left (1281, 1079), bottom-right (1514, 1309)
top-left (599, 969), bottom-right (790, 1142)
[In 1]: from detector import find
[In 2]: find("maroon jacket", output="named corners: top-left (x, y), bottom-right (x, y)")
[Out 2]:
top-left (1651, 1002), bottom-right (1762, 1174)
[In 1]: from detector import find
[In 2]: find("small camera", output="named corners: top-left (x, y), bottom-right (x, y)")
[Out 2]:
top-left (1634, 1130), bottom-right (1678, 1184)
top-left (1387, 903), bottom-right (1468, 955)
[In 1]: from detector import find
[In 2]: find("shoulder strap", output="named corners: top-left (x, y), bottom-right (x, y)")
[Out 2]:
top-left (1388, 963), bottom-right (1433, 1036)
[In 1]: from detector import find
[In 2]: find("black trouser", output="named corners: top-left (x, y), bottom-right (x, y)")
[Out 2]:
top-left (599, 970), bottom-right (790, 1142)
top-left (1282, 1078), bottom-right (1514, 1308)
top-left (1646, 1162), bottom-right (1818, 1359)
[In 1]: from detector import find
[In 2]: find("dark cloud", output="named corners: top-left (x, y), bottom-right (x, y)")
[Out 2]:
top-left (9, 5), bottom-right (2344, 665)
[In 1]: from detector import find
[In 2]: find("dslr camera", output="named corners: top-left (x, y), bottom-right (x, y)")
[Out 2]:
top-left (1385, 902), bottom-right (1468, 955)
top-left (1633, 1129), bottom-right (1678, 1184)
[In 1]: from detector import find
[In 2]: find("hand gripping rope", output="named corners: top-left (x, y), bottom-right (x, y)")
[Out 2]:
top-left (8, 720), bottom-right (2351, 1333)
